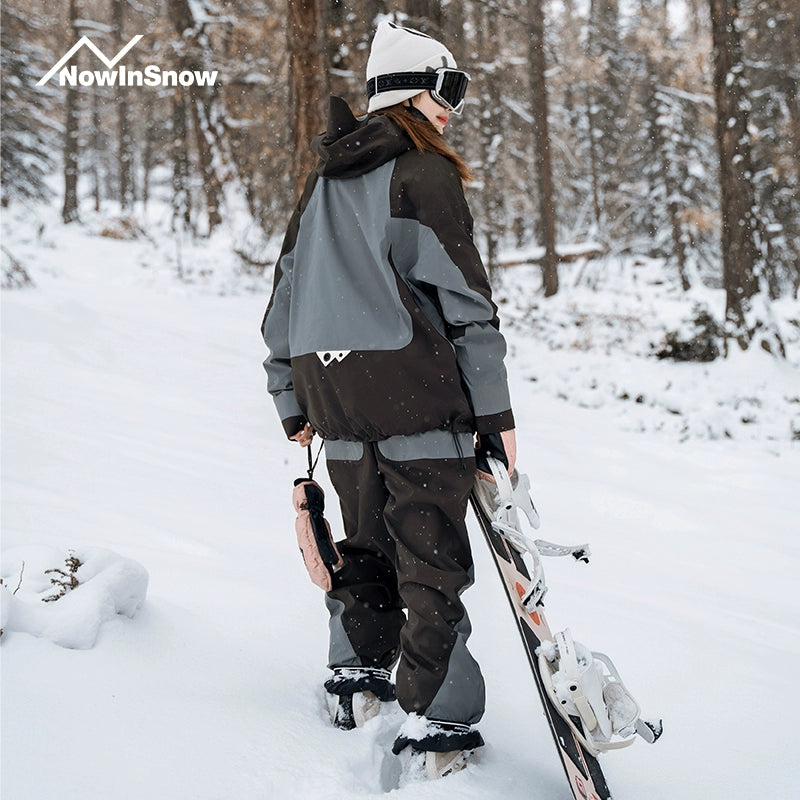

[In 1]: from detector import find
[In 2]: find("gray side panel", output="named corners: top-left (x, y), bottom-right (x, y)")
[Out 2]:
top-left (390, 217), bottom-right (511, 417)
top-left (391, 217), bottom-right (495, 325)
top-left (451, 322), bottom-right (512, 416)
top-left (325, 595), bottom-right (361, 668)
top-left (288, 160), bottom-right (413, 357)
top-left (423, 608), bottom-right (485, 725)
top-left (262, 258), bottom-right (297, 408)
top-left (377, 430), bottom-right (474, 462)
top-left (324, 440), bottom-right (365, 462)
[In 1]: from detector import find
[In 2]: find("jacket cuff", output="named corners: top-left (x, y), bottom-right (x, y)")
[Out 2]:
top-left (474, 409), bottom-right (515, 435)
top-left (282, 415), bottom-right (308, 439)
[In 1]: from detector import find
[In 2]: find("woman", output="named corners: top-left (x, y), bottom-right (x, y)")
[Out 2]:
top-left (261, 20), bottom-right (516, 780)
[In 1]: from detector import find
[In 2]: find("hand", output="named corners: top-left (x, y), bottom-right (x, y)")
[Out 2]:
top-left (290, 422), bottom-right (314, 447)
top-left (475, 429), bottom-right (517, 477)
top-left (501, 429), bottom-right (517, 475)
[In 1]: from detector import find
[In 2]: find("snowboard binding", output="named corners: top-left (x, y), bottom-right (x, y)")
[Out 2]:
top-left (473, 458), bottom-right (590, 611)
top-left (473, 457), bottom-right (663, 757)
top-left (538, 629), bottom-right (663, 755)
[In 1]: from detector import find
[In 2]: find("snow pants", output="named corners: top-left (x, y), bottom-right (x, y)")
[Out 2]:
top-left (323, 430), bottom-right (485, 726)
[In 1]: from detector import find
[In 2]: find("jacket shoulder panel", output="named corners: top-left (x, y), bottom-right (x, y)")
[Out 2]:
top-left (286, 159), bottom-right (413, 358)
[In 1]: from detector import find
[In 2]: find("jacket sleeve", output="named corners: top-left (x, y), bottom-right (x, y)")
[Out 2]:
top-left (261, 173), bottom-right (318, 439)
top-left (392, 153), bottom-right (514, 435)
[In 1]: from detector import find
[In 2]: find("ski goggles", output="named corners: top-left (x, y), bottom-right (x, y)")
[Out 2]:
top-left (367, 67), bottom-right (471, 114)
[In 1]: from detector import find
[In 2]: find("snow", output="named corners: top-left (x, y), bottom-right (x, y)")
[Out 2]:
top-left (2, 203), bottom-right (799, 799)
top-left (1, 546), bottom-right (148, 649)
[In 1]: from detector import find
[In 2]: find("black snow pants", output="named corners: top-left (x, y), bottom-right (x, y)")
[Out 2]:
top-left (323, 431), bottom-right (485, 726)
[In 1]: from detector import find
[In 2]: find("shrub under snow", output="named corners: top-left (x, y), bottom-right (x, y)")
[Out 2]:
top-left (1, 546), bottom-right (149, 649)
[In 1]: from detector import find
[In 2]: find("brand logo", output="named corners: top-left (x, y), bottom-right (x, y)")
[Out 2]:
top-left (37, 35), bottom-right (218, 88)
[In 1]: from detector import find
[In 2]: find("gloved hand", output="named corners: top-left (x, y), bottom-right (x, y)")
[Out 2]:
top-left (475, 429), bottom-right (517, 477)
top-left (290, 421), bottom-right (314, 447)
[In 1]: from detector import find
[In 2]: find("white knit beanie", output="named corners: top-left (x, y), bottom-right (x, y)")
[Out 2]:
top-left (366, 20), bottom-right (457, 113)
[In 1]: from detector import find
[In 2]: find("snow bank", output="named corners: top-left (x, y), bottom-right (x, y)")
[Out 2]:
top-left (495, 258), bottom-right (800, 445)
top-left (1, 546), bottom-right (149, 649)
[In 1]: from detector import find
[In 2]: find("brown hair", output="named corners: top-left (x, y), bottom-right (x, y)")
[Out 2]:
top-left (372, 104), bottom-right (473, 183)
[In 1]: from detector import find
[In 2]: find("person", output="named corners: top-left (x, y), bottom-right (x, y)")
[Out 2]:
top-left (261, 19), bottom-right (516, 781)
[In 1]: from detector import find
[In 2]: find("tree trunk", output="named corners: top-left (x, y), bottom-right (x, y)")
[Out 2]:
top-left (189, 94), bottom-right (224, 230)
top-left (585, 101), bottom-right (602, 230)
top-left (588, 0), bottom-right (622, 231)
top-left (404, 0), bottom-right (443, 31)
top-left (782, 1), bottom-right (800, 181)
top-left (167, 0), bottom-right (224, 233)
top-left (62, 0), bottom-right (80, 224)
top-left (709, 0), bottom-right (760, 350)
top-left (287, 0), bottom-right (327, 199)
top-left (528, 0), bottom-right (559, 296)
top-left (142, 102), bottom-right (154, 211)
top-left (112, 0), bottom-right (133, 210)
top-left (91, 86), bottom-right (101, 212)
top-left (472, 6), bottom-right (503, 280)
top-left (172, 92), bottom-right (191, 232)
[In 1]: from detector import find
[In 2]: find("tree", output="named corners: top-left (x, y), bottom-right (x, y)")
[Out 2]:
top-left (527, 0), bottom-right (558, 296)
top-left (585, 0), bottom-right (626, 235)
top-left (62, 0), bottom-right (81, 223)
top-left (404, 0), bottom-right (443, 30)
top-left (708, 0), bottom-right (784, 354)
top-left (287, 0), bottom-right (327, 198)
top-left (213, 2), bottom-right (294, 237)
top-left (634, 2), bottom-right (693, 288)
top-left (547, 0), bottom-right (598, 245)
top-left (323, 0), bottom-right (382, 111)
top-left (740, 0), bottom-right (800, 297)
top-left (171, 89), bottom-right (192, 232)
top-left (0, 5), bottom-right (57, 207)
top-left (168, 0), bottom-right (226, 233)
top-left (112, 0), bottom-right (133, 210)
top-left (468, 5), bottom-right (506, 278)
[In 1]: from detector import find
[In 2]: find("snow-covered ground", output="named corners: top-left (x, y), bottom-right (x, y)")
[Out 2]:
top-left (2, 204), bottom-right (799, 799)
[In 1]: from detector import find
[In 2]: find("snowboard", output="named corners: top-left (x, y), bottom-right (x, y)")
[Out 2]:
top-left (469, 492), bottom-right (613, 800)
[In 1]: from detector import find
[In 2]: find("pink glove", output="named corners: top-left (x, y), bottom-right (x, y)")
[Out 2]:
top-left (292, 479), bottom-right (344, 591)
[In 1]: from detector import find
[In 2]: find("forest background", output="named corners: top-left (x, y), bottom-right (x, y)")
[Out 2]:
top-left (1, 0), bottom-right (798, 355)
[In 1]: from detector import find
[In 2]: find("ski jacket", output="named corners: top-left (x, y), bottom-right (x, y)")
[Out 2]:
top-left (261, 96), bottom-right (514, 443)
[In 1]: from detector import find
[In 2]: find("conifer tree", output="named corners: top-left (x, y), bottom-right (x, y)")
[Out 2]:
top-left (0, 5), bottom-right (57, 207)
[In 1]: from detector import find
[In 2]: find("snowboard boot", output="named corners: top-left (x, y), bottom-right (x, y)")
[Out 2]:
top-left (393, 715), bottom-right (483, 782)
top-left (326, 689), bottom-right (383, 730)
top-left (324, 666), bottom-right (395, 731)
top-left (400, 747), bottom-right (473, 782)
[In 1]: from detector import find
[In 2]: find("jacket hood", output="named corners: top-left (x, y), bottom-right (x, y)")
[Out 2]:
top-left (312, 96), bottom-right (414, 179)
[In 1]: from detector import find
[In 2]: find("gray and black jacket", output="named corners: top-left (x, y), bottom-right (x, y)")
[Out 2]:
top-left (262, 96), bottom-right (514, 443)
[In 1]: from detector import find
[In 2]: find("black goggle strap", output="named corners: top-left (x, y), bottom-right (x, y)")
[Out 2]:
top-left (367, 72), bottom-right (438, 99)
top-left (367, 69), bottom-right (470, 109)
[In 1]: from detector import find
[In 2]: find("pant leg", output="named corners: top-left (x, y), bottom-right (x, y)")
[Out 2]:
top-left (324, 432), bottom-right (485, 727)
top-left (324, 440), bottom-right (405, 671)
top-left (376, 432), bottom-right (485, 726)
